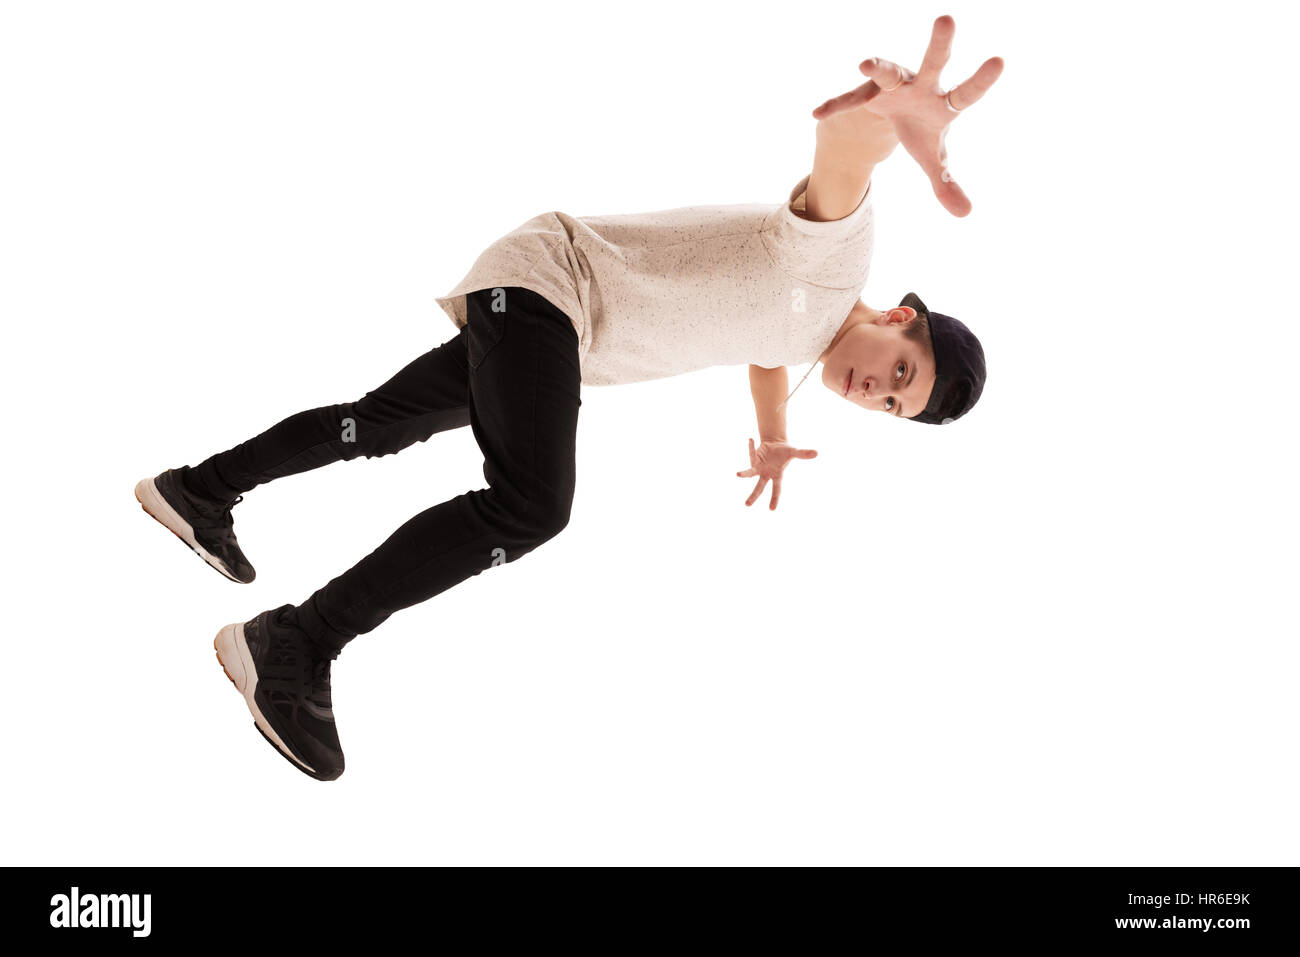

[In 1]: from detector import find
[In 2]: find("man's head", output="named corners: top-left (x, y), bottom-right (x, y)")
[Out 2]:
top-left (819, 293), bottom-right (985, 423)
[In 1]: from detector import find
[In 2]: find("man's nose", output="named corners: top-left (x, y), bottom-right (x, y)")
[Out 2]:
top-left (859, 377), bottom-right (892, 412)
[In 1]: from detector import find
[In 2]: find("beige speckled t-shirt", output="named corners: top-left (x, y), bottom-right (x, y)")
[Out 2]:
top-left (435, 175), bottom-right (874, 387)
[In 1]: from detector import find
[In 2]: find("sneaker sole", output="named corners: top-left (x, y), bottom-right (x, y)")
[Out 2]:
top-left (214, 621), bottom-right (339, 781)
top-left (135, 476), bottom-right (247, 583)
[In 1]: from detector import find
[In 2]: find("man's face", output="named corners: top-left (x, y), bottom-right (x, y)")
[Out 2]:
top-left (821, 306), bottom-right (937, 418)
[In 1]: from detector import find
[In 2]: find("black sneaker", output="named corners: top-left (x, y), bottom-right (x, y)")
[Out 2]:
top-left (134, 467), bottom-right (255, 583)
top-left (214, 605), bottom-right (345, 781)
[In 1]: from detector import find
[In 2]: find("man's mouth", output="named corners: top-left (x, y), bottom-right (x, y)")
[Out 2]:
top-left (844, 369), bottom-right (853, 397)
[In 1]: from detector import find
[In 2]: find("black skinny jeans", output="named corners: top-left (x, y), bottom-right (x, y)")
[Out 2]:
top-left (186, 286), bottom-right (581, 655)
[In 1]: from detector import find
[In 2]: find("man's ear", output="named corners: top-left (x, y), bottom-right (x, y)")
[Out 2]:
top-left (883, 306), bottom-right (918, 325)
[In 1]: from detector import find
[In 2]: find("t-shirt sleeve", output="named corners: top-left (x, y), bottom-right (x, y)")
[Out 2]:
top-left (761, 174), bottom-right (875, 289)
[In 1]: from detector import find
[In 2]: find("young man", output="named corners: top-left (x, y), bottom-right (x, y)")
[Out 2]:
top-left (135, 17), bottom-right (1002, 780)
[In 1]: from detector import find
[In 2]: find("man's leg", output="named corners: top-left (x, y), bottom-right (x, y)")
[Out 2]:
top-left (290, 286), bottom-right (582, 652)
top-left (137, 326), bottom-right (473, 584)
top-left (214, 287), bottom-right (582, 780)
top-left (185, 326), bottom-right (474, 503)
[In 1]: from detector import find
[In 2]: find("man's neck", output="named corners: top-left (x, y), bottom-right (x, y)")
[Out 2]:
top-left (818, 300), bottom-right (880, 364)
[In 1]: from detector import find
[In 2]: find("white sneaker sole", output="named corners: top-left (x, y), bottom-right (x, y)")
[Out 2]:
top-left (214, 621), bottom-right (317, 776)
top-left (134, 475), bottom-right (242, 583)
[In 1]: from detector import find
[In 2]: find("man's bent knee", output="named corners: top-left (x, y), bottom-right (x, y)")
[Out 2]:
top-left (528, 496), bottom-right (572, 542)
top-left (335, 395), bottom-right (439, 462)
top-left (478, 485), bottom-right (572, 546)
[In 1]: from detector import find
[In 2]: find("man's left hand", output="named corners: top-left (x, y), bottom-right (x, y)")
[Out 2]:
top-left (811, 16), bottom-right (1004, 217)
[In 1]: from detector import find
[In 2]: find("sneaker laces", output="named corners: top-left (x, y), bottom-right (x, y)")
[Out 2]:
top-left (189, 494), bottom-right (244, 548)
top-left (265, 626), bottom-right (335, 712)
top-left (308, 655), bottom-right (334, 710)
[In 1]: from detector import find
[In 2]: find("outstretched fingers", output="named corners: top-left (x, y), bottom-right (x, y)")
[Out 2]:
top-left (948, 56), bottom-right (1004, 111)
top-left (901, 133), bottom-right (972, 217)
top-left (918, 15), bottom-right (955, 79)
top-left (811, 80), bottom-right (880, 120)
top-left (858, 57), bottom-right (910, 91)
top-left (933, 173), bottom-right (972, 218)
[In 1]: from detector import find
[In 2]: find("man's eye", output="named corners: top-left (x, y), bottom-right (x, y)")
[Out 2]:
top-left (895, 362), bottom-right (905, 380)
top-left (884, 397), bottom-right (895, 411)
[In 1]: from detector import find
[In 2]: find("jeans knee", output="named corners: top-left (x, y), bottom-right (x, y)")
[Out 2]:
top-left (337, 394), bottom-right (433, 461)
top-left (529, 496), bottom-right (572, 542)
top-left (334, 401), bottom-right (366, 460)
top-left (481, 486), bottom-right (571, 545)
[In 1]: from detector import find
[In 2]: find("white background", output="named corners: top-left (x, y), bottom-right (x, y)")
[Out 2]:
top-left (2, 0), bottom-right (1296, 865)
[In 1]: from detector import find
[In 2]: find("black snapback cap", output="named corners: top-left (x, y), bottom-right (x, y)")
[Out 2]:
top-left (900, 292), bottom-right (986, 424)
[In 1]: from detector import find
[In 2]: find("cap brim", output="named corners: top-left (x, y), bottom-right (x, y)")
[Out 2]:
top-left (899, 292), bottom-right (938, 419)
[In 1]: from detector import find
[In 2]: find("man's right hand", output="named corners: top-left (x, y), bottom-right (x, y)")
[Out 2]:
top-left (736, 437), bottom-right (818, 511)
top-left (811, 15), bottom-right (1004, 217)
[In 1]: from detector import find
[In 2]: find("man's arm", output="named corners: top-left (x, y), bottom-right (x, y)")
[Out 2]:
top-left (749, 364), bottom-right (789, 441)
top-left (737, 365), bottom-right (818, 510)
top-left (806, 16), bottom-right (1004, 218)
top-left (803, 99), bottom-right (897, 222)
